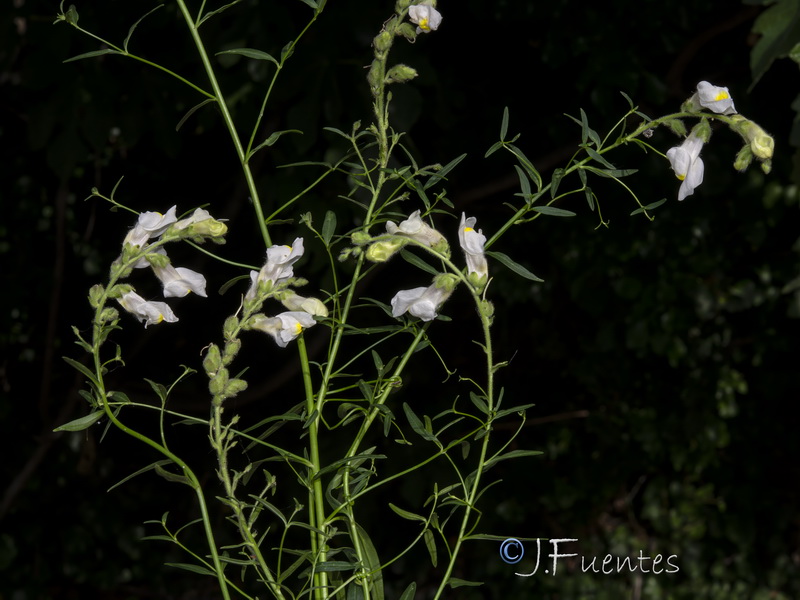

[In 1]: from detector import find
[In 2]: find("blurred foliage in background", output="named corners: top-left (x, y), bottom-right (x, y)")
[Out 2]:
top-left (2, 0), bottom-right (799, 598)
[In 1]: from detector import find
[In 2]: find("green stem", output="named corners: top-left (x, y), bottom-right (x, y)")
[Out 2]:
top-left (173, 0), bottom-right (272, 247)
top-left (90, 286), bottom-right (231, 600)
top-left (297, 335), bottom-right (329, 600)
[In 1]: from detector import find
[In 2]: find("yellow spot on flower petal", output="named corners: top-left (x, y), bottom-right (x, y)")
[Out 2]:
top-left (294, 323), bottom-right (303, 334)
top-left (714, 91), bottom-right (729, 101)
top-left (464, 227), bottom-right (474, 233)
top-left (676, 174), bottom-right (686, 181)
top-left (419, 18), bottom-right (430, 31)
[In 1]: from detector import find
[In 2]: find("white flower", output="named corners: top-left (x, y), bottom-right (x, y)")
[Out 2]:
top-left (458, 213), bottom-right (488, 280)
top-left (666, 133), bottom-right (705, 201)
top-left (152, 263), bottom-right (208, 298)
top-left (123, 206), bottom-right (177, 247)
top-left (117, 290), bottom-right (178, 327)
top-left (386, 210), bottom-right (446, 249)
top-left (408, 3), bottom-right (443, 34)
top-left (391, 284), bottom-right (451, 321)
top-left (249, 311), bottom-right (317, 348)
top-left (695, 81), bottom-right (736, 115)
top-left (246, 238), bottom-right (305, 299)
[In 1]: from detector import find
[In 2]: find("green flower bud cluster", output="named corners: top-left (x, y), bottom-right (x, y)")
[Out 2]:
top-left (730, 115), bottom-right (774, 174)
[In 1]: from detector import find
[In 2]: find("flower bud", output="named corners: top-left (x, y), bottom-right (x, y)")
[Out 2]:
top-left (386, 64), bottom-right (418, 84)
top-left (208, 367), bottom-right (229, 396)
top-left (396, 22), bottom-right (417, 41)
top-left (203, 344), bottom-right (222, 376)
top-left (433, 273), bottom-right (459, 293)
top-left (374, 31), bottom-right (393, 54)
top-left (733, 146), bottom-right (754, 172)
top-left (761, 159), bottom-right (772, 175)
top-left (351, 231), bottom-right (373, 246)
top-left (366, 239), bottom-right (405, 262)
top-left (690, 119), bottom-right (712, 144)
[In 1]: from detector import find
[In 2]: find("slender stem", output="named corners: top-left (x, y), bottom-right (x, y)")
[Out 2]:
top-left (297, 335), bottom-right (329, 600)
top-left (173, 0), bottom-right (272, 247)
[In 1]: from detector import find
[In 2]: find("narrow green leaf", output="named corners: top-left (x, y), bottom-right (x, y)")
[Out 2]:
top-left (494, 403), bottom-right (535, 420)
top-left (108, 460), bottom-right (170, 492)
top-left (63, 49), bottom-right (120, 63)
top-left (252, 129), bottom-right (303, 156)
top-left (469, 392), bottom-right (490, 415)
top-left (216, 47), bottom-right (280, 66)
top-left (485, 251), bottom-right (544, 282)
top-left (506, 144), bottom-right (542, 191)
top-left (585, 147), bottom-right (615, 169)
top-left (123, 5), bottom-right (163, 53)
top-left (388, 503), bottom-right (426, 522)
top-left (424, 529), bottom-right (437, 567)
top-left (398, 582), bottom-right (416, 600)
top-left (550, 168), bottom-right (565, 199)
top-left (164, 563), bottom-right (216, 576)
top-left (499, 106), bottom-right (510, 141)
top-left (403, 403), bottom-right (437, 442)
top-left (197, 0), bottom-right (245, 27)
top-left (154, 463), bottom-right (192, 486)
top-left (579, 108), bottom-right (590, 145)
top-left (448, 578), bottom-right (483, 588)
top-left (424, 153), bottom-right (466, 190)
top-left (139, 535), bottom-right (175, 543)
top-left (399, 248), bottom-right (439, 276)
top-left (315, 561), bottom-right (356, 573)
top-left (53, 410), bottom-right (105, 432)
top-left (514, 165), bottom-right (531, 201)
top-left (592, 168), bottom-right (638, 179)
top-left (484, 141), bottom-right (503, 158)
top-left (281, 40), bottom-right (294, 62)
top-left (62, 356), bottom-right (100, 387)
top-left (322, 210), bottom-right (337, 246)
top-left (619, 90), bottom-right (635, 109)
top-left (532, 206), bottom-right (576, 217)
top-left (371, 349), bottom-right (384, 374)
top-left (630, 198), bottom-right (667, 216)
top-left (356, 524), bottom-right (384, 598)
top-left (175, 98), bottom-right (216, 132)
top-left (484, 449), bottom-right (544, 471)
top-left (584, 185), bottom-right (595, 211)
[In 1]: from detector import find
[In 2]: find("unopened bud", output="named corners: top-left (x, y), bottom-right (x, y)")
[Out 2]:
top-left (385, 64), bottom-right (418, 84)
top-left (433, 273), bottom-right (459, 293)
top-left (374, 31), bottom-right (393, 54)
top-left (733, 146), bottom-right (754, 172)
top-left (365, 239), bottom-right (405, 262)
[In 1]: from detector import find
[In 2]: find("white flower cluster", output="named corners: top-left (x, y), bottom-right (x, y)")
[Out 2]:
top-left (666, 81), bottom-right (735, 201)
top-left (244, 238), bottom-right (328, 348)
top-left (387, 211), bottom-right (488, 322)
top-left (116, 207), bottom-right (225, 327)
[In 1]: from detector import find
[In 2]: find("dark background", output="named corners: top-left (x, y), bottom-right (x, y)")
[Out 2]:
top-left (2, 0), bottom-right (799, 598)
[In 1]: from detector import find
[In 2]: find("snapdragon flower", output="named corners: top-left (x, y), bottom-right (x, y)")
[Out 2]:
top-left (391, 277), bottom-right (455, 321)
top-left (248, 311), bottom-right (317, 348)
top-left (246, 238), bottom-right (305, 300)
top-left (666, 132), bottom-right (705, 201)
top-left (386, 210), bottom-right (447, 251)
top-left (117, 290), bottom-right (178, 327)
top-left (408, 2), bottom-right (442, 34)
top-left (458, 213), bottom-right (488, 285)
top-left (123, 206), bottom-right (177, 248)
top-left (152, 263), bottom-right (207, 298)
top-left (695, 81), bottom-right (737, 115)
